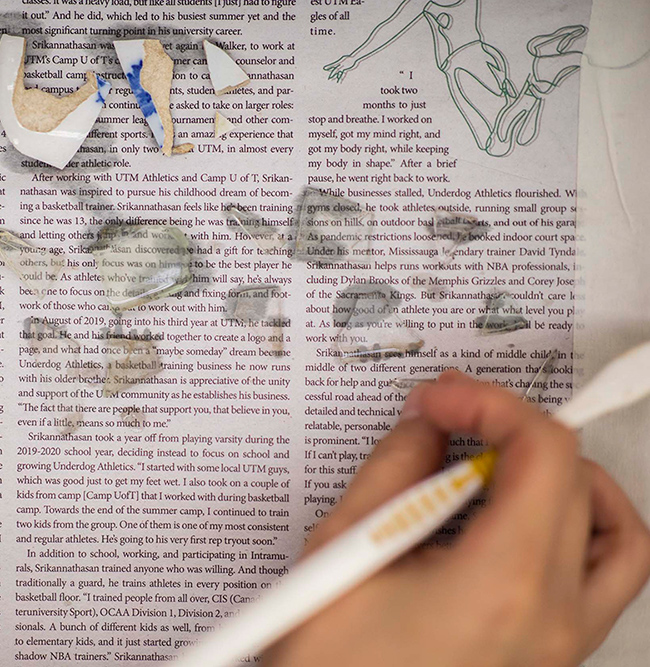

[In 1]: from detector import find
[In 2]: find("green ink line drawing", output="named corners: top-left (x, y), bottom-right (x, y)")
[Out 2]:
top-left (323, 0), bottom-right (587, 157)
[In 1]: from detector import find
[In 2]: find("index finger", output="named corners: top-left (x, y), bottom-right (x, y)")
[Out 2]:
top-left (414, 374), bottom-right (580, 567)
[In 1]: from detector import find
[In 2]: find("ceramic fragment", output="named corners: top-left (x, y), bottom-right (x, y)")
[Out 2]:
top-left (114, 39), bottom-right (194, 156)
top-left (91, 224), bottom-right (192, 313)
top-left (0, 35), bottom-right (110, 169)
top-left (204, 40), bottom-right (250, 95)
top-left (0, 229), bottom-right (65, 298)
top-left (215, 111), bottom-right (235, 138)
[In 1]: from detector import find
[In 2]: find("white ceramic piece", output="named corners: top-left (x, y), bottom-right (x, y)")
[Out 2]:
top-left (215, 110), bottom-right (235, 137)
top-left (203, 40), bottom-right (250, 94)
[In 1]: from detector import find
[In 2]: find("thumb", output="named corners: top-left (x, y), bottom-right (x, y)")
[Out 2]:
top-left (305, 385), bottom-right (447, 554)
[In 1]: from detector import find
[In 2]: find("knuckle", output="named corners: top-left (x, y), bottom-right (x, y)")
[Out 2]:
top-left (538, 621), bottom-right (579, 666)
top-left (489, 571), bottom-right (540, 636)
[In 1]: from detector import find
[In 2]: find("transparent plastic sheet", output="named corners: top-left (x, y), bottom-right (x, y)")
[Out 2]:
top-left (575, 1), bottom-right (650, 664)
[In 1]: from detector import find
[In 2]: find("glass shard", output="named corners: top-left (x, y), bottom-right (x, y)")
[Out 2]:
top-left (389, 378), bottom-right (437, 390)
top-left (433, 209), bottom-right (489, 260)
top-left (119, 406), bottom-right (144, 430)
top-left (226, 285), bottom-right (290, 356)
top-left (333, 283), bottom-right (399, 329)
top-left (474, 292), bottom-right (529, 334)
top-left (334, 287), bottom-right (424, 361)
top-left (0, 229), bottom-right (65, 298)
top-left (226, 205), bottom-right (285, 253)
top-left (295, 187), bottom-right (374, 264)
top-left (104, 334), bottom-right (162, 397)
top-left (24, 316), bottom-right (78, 358)
top-left (204, 40), bottom-right (250, 95)
top-left (0, 35), bottom-right (110, 169)
top-left (91, 224), bottom-right (192, 313)
top-left (523, 349), bottom-right (559, 402)
top-left (227, 284), bottom-right (285, 324)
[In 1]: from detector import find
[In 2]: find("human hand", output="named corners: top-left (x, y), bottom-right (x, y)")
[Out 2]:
top-left (264, 372), bottom-right (650, 667)
top-left (323, 55), bottom-right (358, 82)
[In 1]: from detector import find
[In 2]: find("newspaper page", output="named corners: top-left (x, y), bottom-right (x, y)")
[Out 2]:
top-left (0, 0), bottom-right (591, 664)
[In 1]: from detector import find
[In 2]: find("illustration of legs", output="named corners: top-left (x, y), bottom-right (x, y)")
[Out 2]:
top-left (323, 0), bottom-right (587, 157)
top-left (432, 40), bottom-right (519, 156)
top-left (423, 18), bottom-right (587, 156)
top-left (491, 25), bottom-right (587, 155)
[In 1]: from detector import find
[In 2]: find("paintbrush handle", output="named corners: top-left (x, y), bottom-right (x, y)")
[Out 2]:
top-left (177, 456), bottom-right (493, 667)
top-left (179, 342), bottom-right (650, 667)
top-left (554, 342), bottom-right (650, 429)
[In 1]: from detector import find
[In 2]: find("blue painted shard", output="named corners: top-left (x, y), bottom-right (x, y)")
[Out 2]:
top-left (123, 58), bottom-right (165, 148)
top-left (126, 61), bottom-right (155, 117)
top-left (95, 75), bottom-right (111, 105)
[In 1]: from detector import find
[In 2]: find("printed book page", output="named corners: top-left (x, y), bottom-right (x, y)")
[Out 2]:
top-left (0, 0), bottom-right (591, 664)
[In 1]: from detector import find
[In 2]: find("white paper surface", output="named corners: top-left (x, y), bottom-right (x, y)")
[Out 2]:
top-left (576, 0), bottom-right (650, 664)
top-left (0, 1), bottom-right (595, 664)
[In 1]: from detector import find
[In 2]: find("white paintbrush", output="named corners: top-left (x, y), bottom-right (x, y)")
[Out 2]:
top-left (178, 342), bottom-right (650, 667)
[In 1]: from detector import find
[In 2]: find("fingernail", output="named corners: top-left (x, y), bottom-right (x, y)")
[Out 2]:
top-left (399, 383), bottom-right (425, 421)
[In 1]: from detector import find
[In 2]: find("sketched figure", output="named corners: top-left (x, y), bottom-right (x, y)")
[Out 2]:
top-left (324, 0), bottom-right (587, 157)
